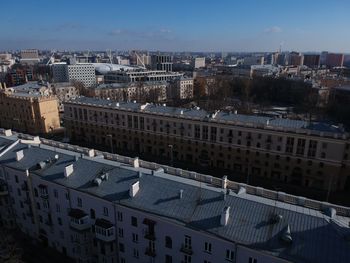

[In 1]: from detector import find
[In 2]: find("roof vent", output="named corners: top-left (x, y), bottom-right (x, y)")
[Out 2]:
top-left (138, 171), bottom-right (143, 178)
top-left (237, 186), bottom-right (246, 195)
top-left (37, 161), bottom-right (46, 170)
top-left (116, 102), bottom-right (120, 107)
top-left (54, 154), bottom-right (59, 160)
top-left (220, 206), bottom-right (230, 226)
top-left (270, 214), bottom-right (283, 224)
top-left (222, 175), bottom-right (228, 189)
top-left (132, 157), bottom-right (139, 168)
top-left (16, 150), bottom-right (24, 161)
top-left (280, 225), bottom-right (292, 244)
top-left (93, 178), bottom-right (102, 186)
top-left (129, 181), bottom-right (140, 197)
top-left (180, 110), bottom-right (184, 115)
top-left (179, 189), bottom-right (184, 199)
top-left (64, 164), bottom-right (74, 178)
top-left (234, 110), bottom-right (238, 114)
top-left (324, 207), bottom-right (336, 218)
top-left (4, 129), bottom-right (12, 137)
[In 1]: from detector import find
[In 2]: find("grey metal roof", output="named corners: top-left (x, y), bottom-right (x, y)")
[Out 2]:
top-left (66, 97), bottom-right (346, 135)
top-left (0, 138), bottom-right (349, 263)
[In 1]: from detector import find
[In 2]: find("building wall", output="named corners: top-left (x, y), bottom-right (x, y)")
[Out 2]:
top-left (0, 93), bottom-right (60, 134)
top-left (63, 103), bottom-right (350, 192)
top-left (0, 158), bottom-right (290, 263)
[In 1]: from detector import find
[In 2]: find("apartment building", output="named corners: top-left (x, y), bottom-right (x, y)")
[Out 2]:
top-left (0, 88), bottom-right (60, 134)
top-left (89, 81), bottom-right (167, 103)
top-left (104, 70), bottom-right (183, 84)
top-left (52, 63), bottom-right (96, 87)
top-left (0, 130), bottom-right (349, 263)
top-left (168, 77), bottom-right (194, 100)
top-left (64, 97), bottom-right (350, 193)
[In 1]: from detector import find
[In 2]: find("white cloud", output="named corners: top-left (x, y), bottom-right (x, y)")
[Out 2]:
top-left (264, 26), bottom-right (282, 33)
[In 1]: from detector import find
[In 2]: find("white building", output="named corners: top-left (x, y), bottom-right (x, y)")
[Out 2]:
top-left (0, 129), bottom-right (350, 263)
top-left (0, 54), bottom-right (15, 73)
top-left (20, 49), bottom-right (40, 65)
top-left (194, 57), bottom-right (206, 69)
top-left (168, 77), bottom-right (194, 99)
top-left (52, 63), bottom-right (96, 87)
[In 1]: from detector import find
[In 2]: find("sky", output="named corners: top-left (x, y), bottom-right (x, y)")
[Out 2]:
top-left (1, 0), bottom-right (350, 52)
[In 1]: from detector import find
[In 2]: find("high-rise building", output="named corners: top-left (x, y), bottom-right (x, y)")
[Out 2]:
top-left (20, 49), bottom-right (40, 65)
top-left (52, 63), bottom-right (96, 87)
top-left (1, 130), bottom-right (349, 263)
top-left (152, 54), bottom-right (173, 72)
top-left (303, 54), bottom-right (320, 68)
top-left (288, 52), bottom-right (304, 66)
top-left (325, 53), bottom-right (344, 68)
top-left (194, 57), bottom-right (206, 69)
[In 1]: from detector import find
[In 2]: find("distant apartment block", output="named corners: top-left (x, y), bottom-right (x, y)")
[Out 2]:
top-left (152, 54), bottom-right (173, 72)
top-left (325, 53), bottom-right (344, 68)
top-left (242, 56), bottom-right (264, 66)
top-left (88, 81), bottom-right (168, 102)
top-left (303, 54), bottom-right (320, 68)
top-left (194, 57), bottom-right (206, 69)
top-left (20, 49), bottom-right (40, 65)
top-left (64, 98), bottom-right (350, 193)
top-left (168, 77), bottom-right (194, 100)
top-left (0, 87), bottom-right (60, 134)
top-left (1, 130), bottom-right (349, 263)
top-left (52, 63), bottom-right (96, 87)
top-left (104, 70), bottom-right (183, 83)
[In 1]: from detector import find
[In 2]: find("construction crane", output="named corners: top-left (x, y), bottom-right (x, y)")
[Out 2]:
top-left (46, 50), bottom-right (55, 65)
top-left (134, 51), bottom-right (146, 69)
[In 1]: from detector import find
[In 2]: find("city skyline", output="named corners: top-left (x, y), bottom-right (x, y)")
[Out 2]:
top-left (1, 0), bottom-right (350, 52)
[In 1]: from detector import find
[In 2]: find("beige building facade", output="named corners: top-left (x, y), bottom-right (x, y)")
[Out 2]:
top-left (0, 90), bottom-right (60, 134)
top-left (63, 97), bottom-right (350, 193)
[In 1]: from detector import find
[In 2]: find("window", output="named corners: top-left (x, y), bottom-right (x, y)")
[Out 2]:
top-left (54, 189), bottom-right (58, 198)
top-left (165, 255), bottom-right (172, 263)
top-left (119, 243), bottom-right (125, 253)
top-left (103, 207), bottom-right (109, 216)
top-left (120, 258), bottom-right (125, 263)
top-left (15, 176), bottom-right (18, 183)
top-left (204, 242), bottom-right (212, 254)
top-left (249, 257), bottom-right (257, 263)
top-left (56, 204), bottom-right (60, 213)
top-left (117, 211), bottom-right (123, 221)
top-left (184, 255), bottom-right (192, 263)
top-left (132, 233), bottom-right (138, 243)
top-left (118, 228), bottom-right (124, 238)
top-left (225, 249), bottom-right (234, 261)
top-left (308, 140), bottom-right (318, 157)
top-left (131, 216), bottom-right (137, 227)
top-left (286, 137), bottom-right (294, 153)
top-left (90, 209), bottom-right (95, 219)
top-left (58, 217), bottom-right (62, 225)
top-left (77, 197), bottom-right (82, 207)
top-left (204, 261), bottom-right (211, 263)
top-left (165, 236), bottom-right (172, 248)
top-left (184, 235), bottom-right (192, 249)
top-left (296, 139), bottom-right (306, 155)
top-left (133, 248), bottom-right (139, 258)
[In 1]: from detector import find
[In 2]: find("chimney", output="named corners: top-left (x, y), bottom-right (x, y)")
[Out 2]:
top-left (4, 129), bottom-right (12, 137)
top-left (16, 150), bottom-right (24, 161)
top-left (133, 157), bottom-right (139, 168)
top-left (64, 164), bottom-right (74, 178)
top-left (129, 181), bottom-right (140, 197)
top-left (179, 189), bottom-right (184, 199)
top-left (220, 206), bottom-right (230, 226)
top-left (222, 175), bottom-right (228, 189)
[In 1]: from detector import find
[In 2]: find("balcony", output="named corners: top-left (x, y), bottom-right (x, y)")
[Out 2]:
top-left (145, 248), bottom-right (156, 257)
top-left (180, 244), bottom-right (193, 255)
top-left (95, 218), bottom-right (115, 242)
top-left (69, 209), bottom-right (90, 231)
top-left (144, 231), bottom-right (156, 241)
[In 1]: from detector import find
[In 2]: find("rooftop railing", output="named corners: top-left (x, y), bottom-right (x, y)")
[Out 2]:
top-left (1, 128), bottom-right (350, 217)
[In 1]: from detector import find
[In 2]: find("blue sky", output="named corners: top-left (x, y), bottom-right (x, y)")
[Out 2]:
top-left (1, 0), bottom-right (350, 52)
